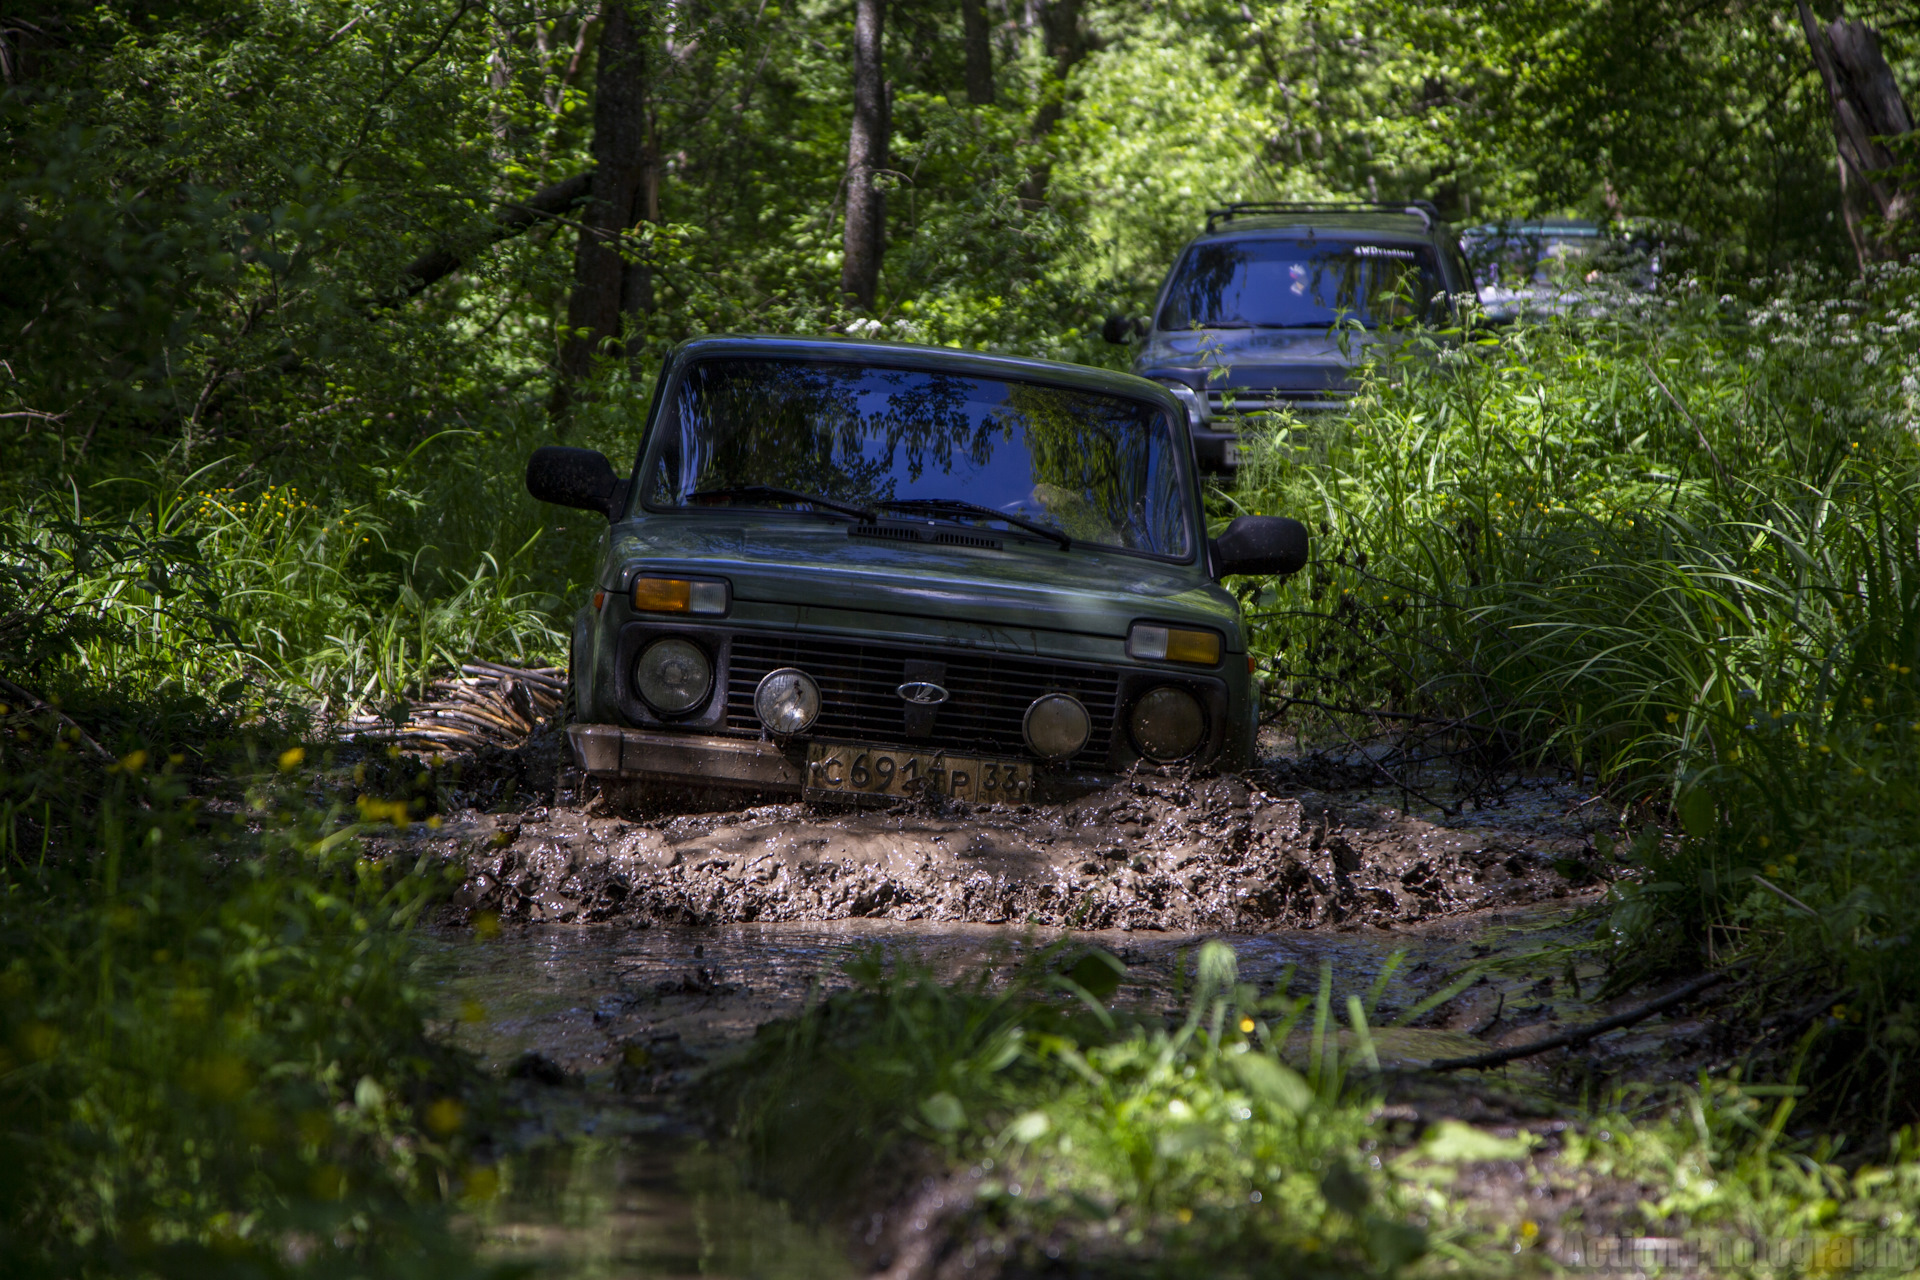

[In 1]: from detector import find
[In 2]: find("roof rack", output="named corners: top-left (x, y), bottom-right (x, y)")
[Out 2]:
top-left (1204, 201), bottom-right (1440, 233)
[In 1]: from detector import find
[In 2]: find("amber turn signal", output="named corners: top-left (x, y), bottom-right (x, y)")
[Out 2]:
top-left (1128, 623), bottom-right (1222, 666)
top-left (631, 577), bottom-right (729, 614)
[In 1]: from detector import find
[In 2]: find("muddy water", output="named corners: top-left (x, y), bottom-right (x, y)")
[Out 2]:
top-left (404, 744), bottom-right (1632, 1275)
top-left (423, 902), bottom-right (1598, 1276)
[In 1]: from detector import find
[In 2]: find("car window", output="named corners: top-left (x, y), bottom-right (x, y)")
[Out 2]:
top-left (644, 357), bottom-right (1193, 558)
top-left (1156, 237), bottom-right (1443, 331)
top-left (1462, 230), bottom-right (1652, 292)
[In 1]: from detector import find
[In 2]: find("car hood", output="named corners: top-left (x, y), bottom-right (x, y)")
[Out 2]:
top-left (1135, 326), bottom-right (1389, 391)
top-left (604, 518), bottom-right (1240, 643)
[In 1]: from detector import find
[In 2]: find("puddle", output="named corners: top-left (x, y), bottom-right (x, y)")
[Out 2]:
top-left (421, 903), bottom-right (1611, 1276)
top-left (416, 914), bottom-right (1554, 1076)
top-left (473, 1137), bottom-right (855, 1280)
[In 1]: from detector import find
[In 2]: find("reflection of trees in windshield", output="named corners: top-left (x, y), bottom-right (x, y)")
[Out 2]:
top-left (1004, 383), bottom-right (1184, 552)
top-left (1157, 239), bottom-right (1440, 330)
top-left (647, 358), bottom-right (1189, 557)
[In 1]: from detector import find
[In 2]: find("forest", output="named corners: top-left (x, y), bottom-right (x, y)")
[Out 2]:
top-left (4, 0), bottom-right (1920, 1274)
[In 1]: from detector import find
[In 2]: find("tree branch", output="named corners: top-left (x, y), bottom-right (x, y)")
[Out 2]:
top-left (386, 170), bottom-right (595, 302)
top-left (1428, 970), bottom-right (1735, 1072)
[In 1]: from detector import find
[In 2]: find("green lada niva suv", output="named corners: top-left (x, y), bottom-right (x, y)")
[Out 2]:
top-left (527, 335), bottom-right (1307, 806)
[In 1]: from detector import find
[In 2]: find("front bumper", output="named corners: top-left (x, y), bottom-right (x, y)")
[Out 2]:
top-left (568, 723), bottom-right (803, 790)
top-left (566, 723), bottom-right (1118, 802)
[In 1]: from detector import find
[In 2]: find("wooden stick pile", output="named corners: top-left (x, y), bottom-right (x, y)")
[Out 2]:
top-left (338, 661), bottom-right (566, 751)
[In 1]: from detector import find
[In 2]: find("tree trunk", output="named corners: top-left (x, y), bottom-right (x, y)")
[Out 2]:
top-left (1016, 0), bottom-right (1084, 207)
top-left (1796, 1), bottom-right (1914, 269)
top-left (961, 0), bottom-right (994, 105)
top-left (551, 0), bottom-right (651, 420)
top-left (841, 0), bottom-right (888, 311)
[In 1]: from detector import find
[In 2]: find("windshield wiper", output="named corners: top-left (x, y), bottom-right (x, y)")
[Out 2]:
top-left (688, 484), bottom-right (875, 521)
top-left (872, 497), bottom-right (1071, 550)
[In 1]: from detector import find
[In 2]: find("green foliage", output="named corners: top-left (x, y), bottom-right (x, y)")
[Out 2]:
top-left (711, 941), bottom-right (1430, 1276)
top-left (1557, 1078), bottom-right (1920, 1258)
top-left (0, 741), bottom-right (504, 1278)
top-left (1, 452), bottom-right (568, 731)
top-left (1233, 263), bottom-right (1920, 1119)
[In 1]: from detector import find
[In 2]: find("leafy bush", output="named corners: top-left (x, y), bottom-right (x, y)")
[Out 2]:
top-left (1234, 265), bottom-right (1920, 1119)
top-left (0, 742), bottom-right (502, 1278)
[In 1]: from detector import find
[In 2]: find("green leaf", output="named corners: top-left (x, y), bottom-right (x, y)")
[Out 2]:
top-left (1061, 949), bottom-right (1125, 1001)
top-left (1230, 1053), bottom-right (1313, 1114)
top-left (1364, 1215), bottom-right (1430, 1268)
top-left (1154, 1123), bottom-right (1217, 1157)
top-left (919, 1091), bottom-right (966, 1132)
top-left (1418, 1120), bottom-right (1533, 1163)
top-left (1320, 1161), bottom-right (1370, 1215)
top-left (1002, 1110), bottom-right (1050, 1144)
top-left (1678, 786), bottom-right (1716, 838)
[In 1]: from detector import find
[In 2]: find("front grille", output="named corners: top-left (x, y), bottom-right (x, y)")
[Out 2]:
top-left (725, 634), bottom-right (1120, 767)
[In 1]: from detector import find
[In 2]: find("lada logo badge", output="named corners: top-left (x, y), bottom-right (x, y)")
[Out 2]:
top-left (896, 681), bottom-right (950, 706)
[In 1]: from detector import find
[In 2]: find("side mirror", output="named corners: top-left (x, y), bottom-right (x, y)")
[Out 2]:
top-left (1101, 313), bottom-right (1146, 344)
top-left (526, 446), bottom-right (626, 519)
top-left (1210, 515), bottom-right (1309, 579)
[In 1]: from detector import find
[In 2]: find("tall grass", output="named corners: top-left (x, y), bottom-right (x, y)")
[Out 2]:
top-left (1, 416), bottom-right (597, 730)
top-left (1234, 266), bottom-right (1920, 1121)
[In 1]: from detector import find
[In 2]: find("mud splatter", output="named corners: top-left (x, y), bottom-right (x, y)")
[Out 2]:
top-left (422, 771), bottom-right (1610, 932)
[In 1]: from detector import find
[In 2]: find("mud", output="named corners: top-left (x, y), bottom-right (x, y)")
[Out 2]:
top-left (420, 769), bottom-right (1609, 934)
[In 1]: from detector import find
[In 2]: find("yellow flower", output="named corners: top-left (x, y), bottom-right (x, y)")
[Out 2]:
top-left (1665, 711), bottom-right (1680, 723)
top-left (1239, 1017), bottom-right (1256, 1034)
top-left (277, 746), bottom-right (305, 772)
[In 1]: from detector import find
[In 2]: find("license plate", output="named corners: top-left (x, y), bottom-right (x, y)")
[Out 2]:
top-left (804, 743), bottom-right (1031, 803)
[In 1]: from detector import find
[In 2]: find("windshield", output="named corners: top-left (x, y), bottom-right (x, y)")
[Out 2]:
top-left (643, 357), bottom-right (1193, 558)
top-left (1463, 230), bottom-right (1651, 291)
top-left (1156, 237), bottom-right (1442, 331)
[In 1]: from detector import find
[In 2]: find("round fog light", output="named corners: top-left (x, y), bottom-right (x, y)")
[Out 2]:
top-left (1130, 686), bottom-right (1204, 762)
top-left (1023, 693), bottom-right (1091, 761)
top-left (633, 637), bottom-right (712, 715)
top-left (754, 667), bottom-right (821, 735)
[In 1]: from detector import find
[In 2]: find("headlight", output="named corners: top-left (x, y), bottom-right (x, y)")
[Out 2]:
top-left (631, 576), bottom-right (729, 614)
top-left (1023, 693), bottom-right (1091, 761)
top-left (1129, 685), bottom-right (1205, 762)
top-left (754, 667), bottom-right (821, 735)
top-left (633, 637), bottom-right (713, 714)
top-left (1128, 623), bottom-right (1222, 665)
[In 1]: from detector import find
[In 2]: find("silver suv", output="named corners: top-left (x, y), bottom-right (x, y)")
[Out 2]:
top-left (1105, 202), bottom-right (1478, 471)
